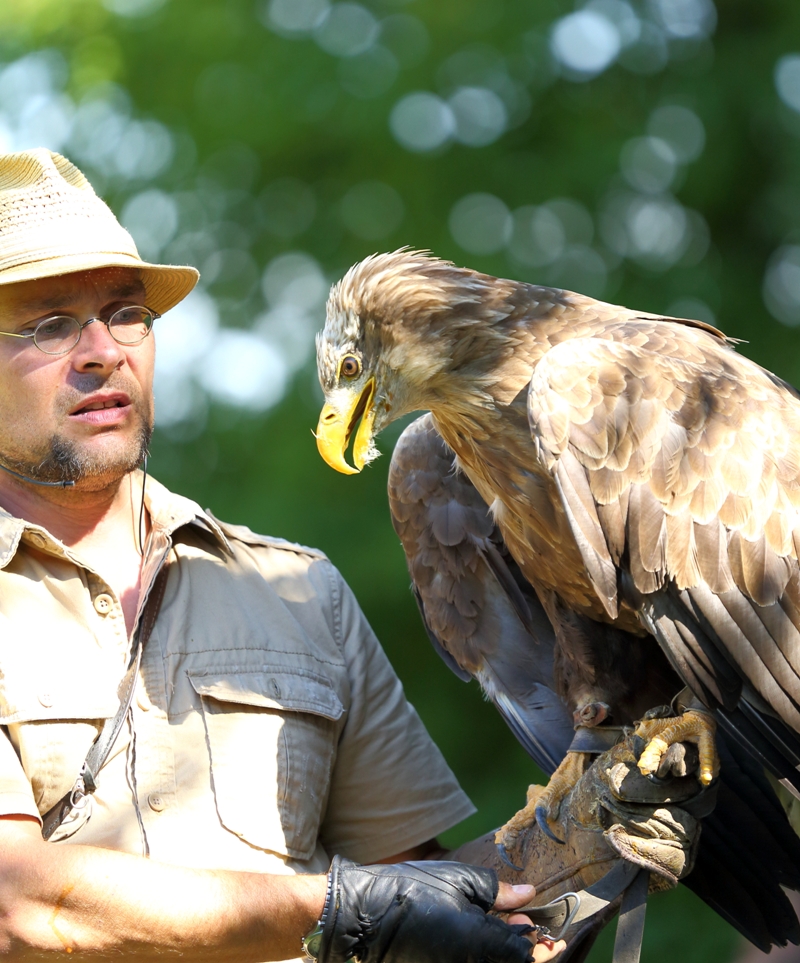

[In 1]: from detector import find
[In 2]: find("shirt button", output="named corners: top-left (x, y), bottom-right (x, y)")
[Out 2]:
top-left (28, 532), bottom-right (47, 548)
top-left (147, 792), bottom-right (166, 812)
top-left (94, 594), bottom-right (114, 615)
top-left (38, 691), bottom-right (53, 708)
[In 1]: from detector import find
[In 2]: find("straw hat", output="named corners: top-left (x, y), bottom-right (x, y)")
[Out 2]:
top-left (0, 148), bottom-right (199, 314)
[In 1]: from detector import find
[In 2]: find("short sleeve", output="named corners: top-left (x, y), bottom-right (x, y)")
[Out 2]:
top-left (317, 568), bottom-right (475, 863)
top-left (0, 727), bottom-right (41, 822)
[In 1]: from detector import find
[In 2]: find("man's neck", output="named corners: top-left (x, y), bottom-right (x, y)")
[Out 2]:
top-left (0, 472), bottom-right (134, 548)
top-left (0, 472), bottom-right (147, 634)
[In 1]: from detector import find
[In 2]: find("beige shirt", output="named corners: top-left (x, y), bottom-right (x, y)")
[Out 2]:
top-left (0, 474), bottom-right (474, 874)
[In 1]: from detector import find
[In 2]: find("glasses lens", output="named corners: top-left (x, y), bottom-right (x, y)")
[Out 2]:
top-left (34, 317), bottom-right (81, 355)
top-left (108, 306), bottom-right (154, 344)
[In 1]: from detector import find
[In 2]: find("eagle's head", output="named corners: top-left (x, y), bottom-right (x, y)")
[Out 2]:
top-left (315, 249), bottom-right (518, 474)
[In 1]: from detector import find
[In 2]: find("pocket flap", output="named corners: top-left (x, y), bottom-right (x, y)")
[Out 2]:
top-left (189, 667), bottom-right (344, 721)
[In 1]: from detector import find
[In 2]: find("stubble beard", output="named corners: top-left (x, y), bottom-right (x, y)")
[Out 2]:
top-left (0, 405), bottom-right (153, 491)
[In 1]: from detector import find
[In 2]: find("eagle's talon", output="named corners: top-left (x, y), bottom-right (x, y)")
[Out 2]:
top-left (535, 802), bottom-right (565, 844)
top-left (642, 705), bottom-right (674, 721)
top-left (496, 843), bottom-right (524, 872)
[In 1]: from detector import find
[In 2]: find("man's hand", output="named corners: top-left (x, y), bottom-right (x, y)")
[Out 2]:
top-left (317, 856), bottom-right (564, 963)
top-left (496, 883), bottom-right (566, 962)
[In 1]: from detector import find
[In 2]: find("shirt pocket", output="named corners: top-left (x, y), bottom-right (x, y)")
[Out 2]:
top-left (189, 667), bottom-right (344, 860)
top-left (0, 676), bottom-right (118, 817)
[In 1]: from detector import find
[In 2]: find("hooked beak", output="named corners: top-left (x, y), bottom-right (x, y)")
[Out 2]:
top-left (315, 378), bottom-right (376, 474)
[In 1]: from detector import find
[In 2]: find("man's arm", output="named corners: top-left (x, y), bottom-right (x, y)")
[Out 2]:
top-left (0, 815), bottom-right (327, 962)
top-left (0, 820), bottom-right (543, 963)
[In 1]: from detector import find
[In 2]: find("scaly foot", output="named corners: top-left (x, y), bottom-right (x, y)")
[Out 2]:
top-left (635, 709), bottom-right (718, 786)
top-left (495, 751), bottom-right (591, 863)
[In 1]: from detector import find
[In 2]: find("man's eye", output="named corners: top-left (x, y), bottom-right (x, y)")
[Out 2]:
top-left (341, 356), bottom-right (361, 378)
top-left (38, 319), bottom-right (72, 337)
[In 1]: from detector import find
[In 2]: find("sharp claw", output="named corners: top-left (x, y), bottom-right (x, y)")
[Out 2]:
top-left (496, 843), bottom-right (524, 872)
top-left (535, 803), bottom-right (565, 845)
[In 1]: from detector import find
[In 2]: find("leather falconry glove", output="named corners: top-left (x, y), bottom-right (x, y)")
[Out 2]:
top-left (456, 733), bottom-right (707, 947)
top-left (314, 858), bottom-right (534, 963)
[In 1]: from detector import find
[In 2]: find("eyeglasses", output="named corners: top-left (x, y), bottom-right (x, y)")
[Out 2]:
top-left (0, 305), bottom-right (159, 356)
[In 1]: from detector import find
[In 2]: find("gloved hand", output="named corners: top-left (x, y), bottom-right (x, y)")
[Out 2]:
top-left (316, 856), bottom-right (535, 963)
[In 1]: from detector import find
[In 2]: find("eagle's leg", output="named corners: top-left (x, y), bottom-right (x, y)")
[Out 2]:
top-left (635, 708), bottom-right (718, 786)
top-left (494, 751), bottom-right (591, 862)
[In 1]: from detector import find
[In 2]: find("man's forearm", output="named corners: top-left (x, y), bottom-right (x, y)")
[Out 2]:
top-left (0, 818), bottom-right (327, 963)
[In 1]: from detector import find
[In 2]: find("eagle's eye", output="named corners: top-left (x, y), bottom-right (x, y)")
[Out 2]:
top-left (340, 355), bottom-right (361, 379)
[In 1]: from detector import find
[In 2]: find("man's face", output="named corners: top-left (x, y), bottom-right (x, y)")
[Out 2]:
top-left (0, 267), bottom-right (156, 490)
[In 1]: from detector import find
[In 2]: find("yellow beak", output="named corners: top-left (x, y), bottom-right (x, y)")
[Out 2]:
top-left (315, 378), bottom-right (376, 475)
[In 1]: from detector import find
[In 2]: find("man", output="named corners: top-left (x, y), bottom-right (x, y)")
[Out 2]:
top-left (0, 148), bottom-right (571, 962)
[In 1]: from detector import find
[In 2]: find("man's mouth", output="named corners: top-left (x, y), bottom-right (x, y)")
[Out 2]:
top-left (76, 400), bottom-right (123, 412)
top-left (68, 393), bottom-right (132, 422)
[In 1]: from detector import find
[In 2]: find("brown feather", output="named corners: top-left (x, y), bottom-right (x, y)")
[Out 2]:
top-left (693, 520), bottom-right (736, 594)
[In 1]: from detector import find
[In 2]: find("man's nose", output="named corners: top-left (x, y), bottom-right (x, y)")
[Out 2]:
top-left (70, 318), bottom-right (125, 370)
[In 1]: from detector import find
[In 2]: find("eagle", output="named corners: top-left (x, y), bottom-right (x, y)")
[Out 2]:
top-left (314, 249), bottom-right (800, 950)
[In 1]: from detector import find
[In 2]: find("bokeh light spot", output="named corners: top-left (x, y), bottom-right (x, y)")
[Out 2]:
top-left (262, 252), bottom-right (328, 311)
top-left (120, 189), bottom-right (178, 261)
top-left (626, 195), bottom-right (689, 265)
top-left (315, 3), bottom-right (379, 58)
top-left (647, 105), bottom-right (705, 161)
top-left (449, 87), bottom-right (507, 147)
top-left (550, 11), bottom-right (621, 77)
top-left (508, 205), bottom-right (566, 267)
top-left (261, 0), bottom-right (330, 35)
top-left (620, 136), bottom-right (678, 194)
top-left (764, 245), bottom-right (800, 325)
top-left (775, 55), bottom-right (800, 115)
top-left (449, 193), bottom-right (511, 255)
top-left (102, 0), bottom-right (167, 16)
top-left (390, 92), bottom-right (455, 152)
top-left (648, 0), bottom-right (717, 40)
top-left (198, 330), bottom-right (288, 411)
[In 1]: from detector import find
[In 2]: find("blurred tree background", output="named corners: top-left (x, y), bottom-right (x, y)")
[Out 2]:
top-left (4, 0), bottom-right (800, 957)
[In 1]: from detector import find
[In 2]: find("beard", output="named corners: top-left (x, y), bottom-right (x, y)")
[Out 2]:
top-left (0, 420), bottom-right (153, 488)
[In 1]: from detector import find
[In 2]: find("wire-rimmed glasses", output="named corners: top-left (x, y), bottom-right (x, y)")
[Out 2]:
top-left (0, 305), bottom-right (159, 355)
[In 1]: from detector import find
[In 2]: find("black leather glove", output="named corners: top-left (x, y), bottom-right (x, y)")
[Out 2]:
top-left (317, 856), bottom-right (534, 963)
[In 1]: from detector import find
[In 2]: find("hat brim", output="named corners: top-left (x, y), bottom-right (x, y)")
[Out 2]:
top-left (0, 252), bottom-right (199, 315)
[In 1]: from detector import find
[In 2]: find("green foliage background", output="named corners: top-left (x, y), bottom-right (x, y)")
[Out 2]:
top-left (4, 0), bottom-right (800, 958)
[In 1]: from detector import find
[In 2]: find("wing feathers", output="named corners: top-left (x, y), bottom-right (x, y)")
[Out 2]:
top-left (554, 450), bottom-right (619, 618)
top-left (728, 531), bottom-right (792, 605)
top-left (693, 519), bottom-right (735, 594)
top-left (627, 483), bottom-right (666, 593)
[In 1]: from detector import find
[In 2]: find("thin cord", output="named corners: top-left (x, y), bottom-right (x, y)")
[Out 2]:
top-left (0, 462), bottom-right (75, 488)
top-left (137, 456), bottom-right (148, 557)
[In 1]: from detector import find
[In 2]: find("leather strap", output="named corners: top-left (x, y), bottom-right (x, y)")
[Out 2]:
top-left (523, 862), bottom-right (650, 960)
top-left (41, 559), bottom-right (170, 841)
top-left (612, 869), bottom-right (649, 963)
